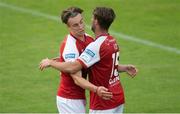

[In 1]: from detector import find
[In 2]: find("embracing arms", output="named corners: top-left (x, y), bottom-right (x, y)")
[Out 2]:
top-left (39, 58), bottom-right (138, 77)
top-left (39, 58), bottom-right (112, 100)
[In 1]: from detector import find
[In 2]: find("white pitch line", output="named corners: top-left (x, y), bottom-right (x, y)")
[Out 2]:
top-left (0, 2), bottom-right (59, 21)
top-left (111, 32), bottom-right (180, 54)
top-left (0, 2), bottom-right (180, 55)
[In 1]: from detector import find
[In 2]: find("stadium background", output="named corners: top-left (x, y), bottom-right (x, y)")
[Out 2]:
top-left (0, 0), bottom-right (180, 113)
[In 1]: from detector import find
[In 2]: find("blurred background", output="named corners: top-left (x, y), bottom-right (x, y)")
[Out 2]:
top-left (0, 0), bottom-right (180, 113)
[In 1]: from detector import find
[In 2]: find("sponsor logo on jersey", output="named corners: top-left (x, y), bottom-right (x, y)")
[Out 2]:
top-left (65, 53), bottom-right (75, 59)
top-left (84, 49), bottom-right (95, 57)
top-left (80, 54), bottom-right (91, 63)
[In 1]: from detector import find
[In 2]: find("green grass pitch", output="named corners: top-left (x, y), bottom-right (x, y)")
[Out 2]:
top-left (0, 0), bottom-right (180, 113)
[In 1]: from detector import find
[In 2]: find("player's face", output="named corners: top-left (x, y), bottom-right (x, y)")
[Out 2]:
top-left (91, 17), bottom-right (95, 32)
top-left (67, 14), bottom-right (85, 37)
top-left (91, 16), bottom-right (96, 33)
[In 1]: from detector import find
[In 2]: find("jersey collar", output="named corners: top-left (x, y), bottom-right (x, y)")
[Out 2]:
top-left (70, 32), bottom-right (86, 42)
top-left (96, 33), bottom-right (109, 39)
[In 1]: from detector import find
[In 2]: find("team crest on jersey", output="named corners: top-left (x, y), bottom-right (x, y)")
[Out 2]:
top-left (84, 49), bottom-right (95, 57)
top-left (65, 53), bottom-right (75, 59)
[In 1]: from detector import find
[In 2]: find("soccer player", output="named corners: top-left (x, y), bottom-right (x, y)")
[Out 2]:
top-left (40, 7), bottom-right (112, 113)
top-left (40, 7), bottom-right (138, 113)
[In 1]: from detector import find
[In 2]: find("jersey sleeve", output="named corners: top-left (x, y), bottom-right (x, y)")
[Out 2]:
top-left (59, 40), bottom-right (66, 62)
top-left (62, 47), bottom-right (79, 62)
top-left (60, 37), bottom-right (79, 62)
top-left (77, 36), bottom-right (106, 68)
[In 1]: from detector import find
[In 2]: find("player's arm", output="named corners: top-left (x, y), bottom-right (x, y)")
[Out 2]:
top-left (71, 71), bottom-right (112, 100)
top-left (118, 64), bottom-right (138, 78)
top-left (51, 56), bottom-right (60, 62)
top-left (39, 58), bottom-right (82, 74)
top-left (39, 57), bottom-right (58, 70)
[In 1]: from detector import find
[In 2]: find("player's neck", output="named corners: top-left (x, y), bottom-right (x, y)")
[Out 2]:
top-left (77, 35), bottom-right (85, 41)
top-left (95, 29), bottom-right (108, 38)
top-left (71, 33), bottom-right (85, 41)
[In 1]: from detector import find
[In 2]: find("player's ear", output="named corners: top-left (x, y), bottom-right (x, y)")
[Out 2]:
top-left (66, 22), bottom-right (70, 27)
top-left (94, 19), bottom-right (98, 25)
top-left (66, 23), bottom-right (71, 30)
top-left (66, 25), bottom-right (72, 33)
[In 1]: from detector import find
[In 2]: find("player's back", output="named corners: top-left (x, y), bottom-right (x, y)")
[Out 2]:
top-left (89, 34), bottom-right (124, 110)
top-left (58, 33), bottom-right (93, 99)
top-left (77, 34), bottom-right (125, 109)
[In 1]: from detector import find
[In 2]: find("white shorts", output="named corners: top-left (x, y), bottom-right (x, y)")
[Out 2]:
top-left (89, 104), bottom-right (124, 114)
top-left (56, 96), bottom-right (86, 114)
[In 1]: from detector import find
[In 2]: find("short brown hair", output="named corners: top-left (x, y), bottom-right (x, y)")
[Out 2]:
top-left (61, 7), bottom-right (83, 24)
top-left (93, 7), bottom-right (116, 30)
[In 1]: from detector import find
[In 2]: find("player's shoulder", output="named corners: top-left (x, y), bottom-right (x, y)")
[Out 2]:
top-left (106, 35), bottom-right (118, 45)
top-left (94, 35), bottom-right (107, 44)
top-left (62, 34), bottom-right (79, 57)
top-left (63, 34), bottom-right (77, 44)
top-left (98, 35), bottom-right (117, 44)
top-left (60, 35), bottom-right (68, 46)
top-left (60, 34), bottom-right (77, 48)
top-left (86, 36), bottom-right (106, 51)
top-left (85, 33), bottom-right (92, 38)
top-left (107, 35), bottom-right (116, 42)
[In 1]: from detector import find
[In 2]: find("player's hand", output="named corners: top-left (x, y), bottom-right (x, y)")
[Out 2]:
top-left (125, 65), bottom-right (138, 78)
top-left (96, 86), bottom-right (113, 100)
top-left (39, 58), bottom-right (51, 71)
top-left (51, 57), bottom-right (60, 62)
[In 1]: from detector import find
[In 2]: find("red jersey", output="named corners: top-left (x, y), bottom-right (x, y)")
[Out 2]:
top-left (77, 34), bottom-right (125, 110)
top-left (57, 33), bottom-right (94, 99)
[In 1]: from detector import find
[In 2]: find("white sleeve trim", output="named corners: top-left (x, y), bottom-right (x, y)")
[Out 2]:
top-left (78, 36), bottom-right (107, 68)
top-left (62, 35), bottom-right (79, 62)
